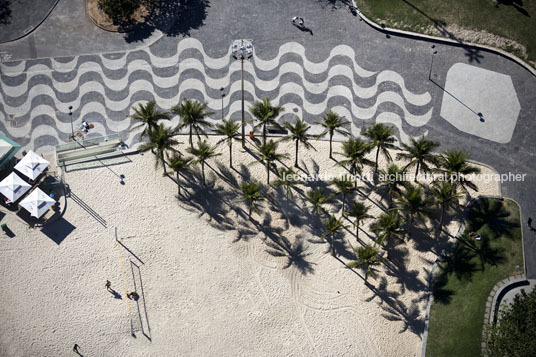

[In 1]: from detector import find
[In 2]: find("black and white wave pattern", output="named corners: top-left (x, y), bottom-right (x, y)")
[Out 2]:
top-left (0, 38), bottom-right (432, 152)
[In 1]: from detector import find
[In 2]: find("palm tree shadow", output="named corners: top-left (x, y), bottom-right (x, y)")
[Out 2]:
top-left (365, 276), bottom-right (425, 337)
top-left (180, 171), bottom-right (240, 231)
top-left (265, 234), bottom-right (316, 275)
top-left (383, 245), bottom-right (427, 294)
top-left (466, 198), bottom-right (516, 238)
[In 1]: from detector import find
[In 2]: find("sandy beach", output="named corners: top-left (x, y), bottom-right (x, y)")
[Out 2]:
top-left (0, 136), bottom-right (499, 356)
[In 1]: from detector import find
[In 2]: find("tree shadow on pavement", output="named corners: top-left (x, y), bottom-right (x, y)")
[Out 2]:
top-left (0, 0), bottom-right (11, 25)
top-left (124, 0), bottom-right (210, 43)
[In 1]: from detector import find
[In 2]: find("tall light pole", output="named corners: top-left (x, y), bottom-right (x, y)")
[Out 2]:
top-left (231, 39), bottom-right (253, 149)
top-left (220, 87), bottom-right (225, 120)
top-left (68, 105), bottom-right (74, 141)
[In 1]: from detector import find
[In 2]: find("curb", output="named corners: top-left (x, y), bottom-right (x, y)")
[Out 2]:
top-left (0, 0), bottom-right (61, 44)
top-left (420, 194), bottom-right (504, 357)
top-left (354, 3), bottom-right (536, 77)
top-left (481, 275), bottom-right (527, 356)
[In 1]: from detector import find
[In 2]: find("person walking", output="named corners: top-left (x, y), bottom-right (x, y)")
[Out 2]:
top-left (105, 280), bottom-right (111, 289)
top-left (298, 18), bottom-right (304, 27)
top-left (529, 217), bottom-right (533, 229)
top-left (73, 344), bottom-right (80, 353)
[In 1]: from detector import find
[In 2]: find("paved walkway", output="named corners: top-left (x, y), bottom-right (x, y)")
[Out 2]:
top-left (0, 0), bottom-right (535, 280)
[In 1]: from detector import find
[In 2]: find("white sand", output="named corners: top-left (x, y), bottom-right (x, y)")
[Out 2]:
top-left (0, 136), bottom-right (499, 356)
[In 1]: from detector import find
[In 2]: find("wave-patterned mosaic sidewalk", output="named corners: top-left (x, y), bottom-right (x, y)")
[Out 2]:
top-left (0, 38), bottom-right (433, 152)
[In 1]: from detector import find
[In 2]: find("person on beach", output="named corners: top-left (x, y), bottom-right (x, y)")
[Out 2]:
top-left (73, 344), bottom-right (80, 353)
top-left (291, 16), bottom-right (297, 24)
top-left (298, 18), bottom-right (304, 27)
top-left (105, 280), bottom-right (111, 289)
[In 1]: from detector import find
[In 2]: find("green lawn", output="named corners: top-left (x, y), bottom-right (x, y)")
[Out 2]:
top-left (426, 198), bottom-right (523, 357)
top-left (356, 0), bottom-right (536, 67)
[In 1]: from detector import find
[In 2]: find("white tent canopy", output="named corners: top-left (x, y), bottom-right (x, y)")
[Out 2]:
top-left (14, 150), bottom-right (49, 180)
top-left (19, 188), bottom-right (55, 218)
top-left (0, 172), bottom-right (31, 202)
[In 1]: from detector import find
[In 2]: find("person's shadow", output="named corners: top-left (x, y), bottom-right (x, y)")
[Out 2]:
top-left (107, 287), bottom-right (122, 299)
top-left (296, 24), bottom-right (314, 36)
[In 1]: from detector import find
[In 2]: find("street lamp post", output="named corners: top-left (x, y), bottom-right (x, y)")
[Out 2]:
top-left (68, 106), bottom-right (74, 140)
top-left (231, 39), bottom-right (253, 149)
top-left (220, 87), bottom-right (225, 120)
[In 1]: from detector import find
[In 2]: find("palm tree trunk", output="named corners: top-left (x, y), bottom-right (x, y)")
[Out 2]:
top-left (356, 222), bottom-right (359, 240)
top-left (342, 193), bottom-right (346, 213)
top-left (364, 269), bottom-right (369, 284)
top-left (229, 143), bottom-right (233, 168)
top-left (266, 162), bottom-right (270, 184)
top-left (161, 151), bottom-right (167, 175)
top-left (375, 146), bottom-right (380, 175)
top-left (414, 162), bottom-right (420, 182)
top-left (331, 235), bottom-right (336, 256)
top-left (248, 204), bottom-right (252, 218)
top-left (263, 124), bottom-right (267, 145)
top-left (201, 161), bottom-right (206, 185)
top-left (437, 204), bottom-right (445, 238)
top-left (189, 126), bottom-right (193, 148)
top-left (177, 173), bottom-right (181, 196)
top-left (295, 140), bottom-right (299, 167)
top-left (329, 133), bottom-right (333, 159)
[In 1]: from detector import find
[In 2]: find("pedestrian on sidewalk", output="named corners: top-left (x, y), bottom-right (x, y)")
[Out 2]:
top-left (528, 217), bottom-right (532, 227)
top-left (298, 18), bottom-right (304, 27)
top-left (73, 344), bottom-right (80, 353)
top-left (105, 280), bottom-right (111, 289)
top-left (291, 16), bottom-right (298, 24)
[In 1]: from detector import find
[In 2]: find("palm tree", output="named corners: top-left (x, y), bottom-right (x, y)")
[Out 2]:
top-left (138, 123), bottom-right (179, 175)
top-left (435, 149), bottom-right (481, 192)
top-left (336, 137), bottom-right (374, 187)
top-left (347, 244), bottom-right (383, 283)
top-left (168, 153), bottom-right (192, 196)
top-left (370, 212), bottom-right (405, 246)
top-left (172, 98), bottom-right (214, 148)
top-left (394, 184), bottom-right (433, 227)
top-left (282, 118), bottom-right (316, 167)
top-left (331, 175), bottom-right (355, 213)
top-left (240, 180), bottom-right (266, 219)
top-left (345, 201), bottom-right (372, 240)
top-left (129, 100), bottom-right (170, 138)
top-left (249, 97), bottom-right (284, 145)
top-left (396, 136), bottom-right (440, 182)
top-left (378, 163), bottom-right (407, 207)
top-left (429, 180), bottom-right (462, 236)
top-left (322, 214), bottom-right (346, 256)
top-left (362, 123), bottom-right (397, 176)
top-left (315, 109), bottom-right (351, 159)
top-left (187, 140), bottom-right (221, 185)
top-left (272, 167), bottom-right (299, 200)
top-left (215, 118), bottom-right (241, 167)
top-left (306, 187), bottom-right (335, 216)
top-left (252, 140), bottom-right (289, 185)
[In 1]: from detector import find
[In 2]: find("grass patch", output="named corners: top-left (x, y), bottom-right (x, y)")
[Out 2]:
top-left (356, 0), bottom-right (536, 66)
top-left (426, 198), bottom-right (523, 357)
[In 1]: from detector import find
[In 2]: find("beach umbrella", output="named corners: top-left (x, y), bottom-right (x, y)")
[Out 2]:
top-left (14, 150), bottom-right (49, 181)
top-left (0, 172), bottom-right (31, 202)
top-left (20, 188), bottom-right (55, 218)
